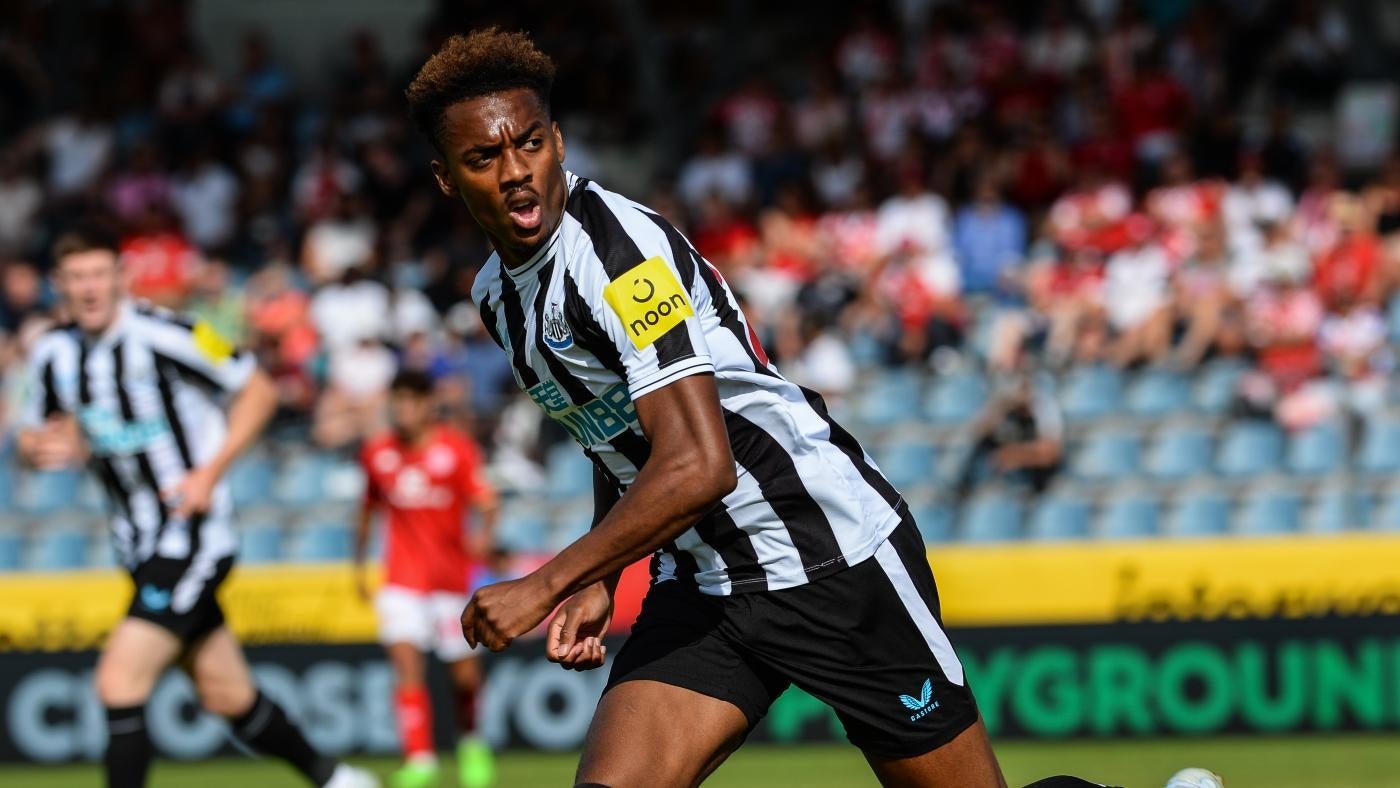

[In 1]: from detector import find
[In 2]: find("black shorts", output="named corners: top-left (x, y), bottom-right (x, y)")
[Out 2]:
top-left (604, 512), bottom-right (978, 759)
top-left (126, 555), bottom-right (235, 644)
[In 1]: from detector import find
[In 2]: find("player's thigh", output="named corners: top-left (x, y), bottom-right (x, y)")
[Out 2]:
top-left (182, 625), bottom-right (257, 717)
top-left (864, 718), bottom-right (1005, 788)
top-left (377, 586), bottom-right (435, 684)
top-left (95, 617), bottom-right (183, 706)
top-left (576, 680), bottom-right (750, 788)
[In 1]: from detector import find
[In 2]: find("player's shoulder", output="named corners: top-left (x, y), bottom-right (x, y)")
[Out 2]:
top-left (560, 174), bottom-right (674, 280)
top-left (434, 425), bottom-right (480, 455)
top-left (130, 300), bottom-right (197, 332)
top-left (470, 254), bottom-right (503, 306)
top-left (360, 430), bottom-right (398, 461)
top-left (30, 320), bottom-right (79, 360)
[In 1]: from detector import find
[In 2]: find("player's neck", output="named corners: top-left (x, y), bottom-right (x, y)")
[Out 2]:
top-left (395, 425), bottom-right (435, 450)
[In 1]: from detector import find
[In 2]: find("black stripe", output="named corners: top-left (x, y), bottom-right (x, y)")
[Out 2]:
top-left (641, 210), bottom-right (777, 378)
top-left (498, 273), bottom-right (540, 388)
top-left (40, 358), bottom-right (62, 416)
top-left (798, 385), bottom-right (902, 510)
top-left (531, 261), bottom-right (651, 470)
top-left (112, 341), bottom-right (173, 544)
top-left (79, 342), bottom-right (135, 547)
top-left (478, 299), bottom-right (505, 351)
top-left (152, 354), bottom-right (194, 470)
top-left (691, 505), bottom-right (767, 590)
top-left (722, 407), bottom-right (845, 578)
top-left (562, 271), bottom-right (628, 381)
top-left (666, 543), bottom-right (702, 589)
top-left (567, 186), bottom-right (696, 367)
top-left (153, 351), bottom-right (223, 393)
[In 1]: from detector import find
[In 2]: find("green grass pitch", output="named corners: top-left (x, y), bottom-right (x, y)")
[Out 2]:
top-left (4, 737), bottom-right (1400, 787)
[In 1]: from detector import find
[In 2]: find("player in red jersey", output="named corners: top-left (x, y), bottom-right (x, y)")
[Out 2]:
top-left (354, 370), bottom-right (500, 788)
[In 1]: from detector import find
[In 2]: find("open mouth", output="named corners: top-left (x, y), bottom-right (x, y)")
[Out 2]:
top-left (505, 191), bottom-right (542, 232)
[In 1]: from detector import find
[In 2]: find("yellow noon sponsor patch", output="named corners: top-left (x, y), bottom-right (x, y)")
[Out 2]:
top-left (603, 256), bottom-right (694, 349)
top-left (192, 320), bottom-right (234, 363)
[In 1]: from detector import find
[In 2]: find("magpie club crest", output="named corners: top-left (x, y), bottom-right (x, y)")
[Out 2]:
top-left (542, 303), bottom-right (574, 350)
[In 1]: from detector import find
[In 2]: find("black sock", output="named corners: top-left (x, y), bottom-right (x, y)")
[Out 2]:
top-left (104, 705), bottom-right (153, 788)
top-left (229, 691), bottom-right (337, 786)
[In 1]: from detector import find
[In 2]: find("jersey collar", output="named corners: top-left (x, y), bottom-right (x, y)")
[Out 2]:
top-left (81, 299), bottom-right (134, 348)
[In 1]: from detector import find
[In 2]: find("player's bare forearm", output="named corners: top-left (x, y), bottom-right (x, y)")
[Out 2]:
top-left (535, 374), bottom-right (737, 602)
top-left (205, 368), bottom-right (278, 479)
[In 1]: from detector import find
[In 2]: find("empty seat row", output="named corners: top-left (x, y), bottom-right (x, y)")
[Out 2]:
top-left (916, 483), bottom-right (1396, 544)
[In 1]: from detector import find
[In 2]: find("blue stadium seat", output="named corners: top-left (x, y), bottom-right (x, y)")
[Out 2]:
top-left (1144, 426), bottom-right (1212, 479)
top-left (1285, 422), bottom-right (1347, 476)
top-left (239, 523), bottom-right (285, 564)
top-left (925, 373), bottom-right (988, 426)
top-left (1357, 416), bottom-right (1400, 475)
top-left (876, 440), bottom-right (938, 490)
top-left (1125, 370), bottom-right (1190, 418)
top-left (960, 495), bottom-right (1022, 542)
top-left (497, 504), bottom-right (550, 552)
top-left (1059, 366), bottom-right (1123, 423)
top-left (1217, 421), bottom-right (1284, 477)
top-left (29, 529), bottom-right (90, 570)
top-left (17, 469), bottom-right (83, 514)
top-left (292, 522), bottom-right (351, 562)
top-left (1192, 359), bottom-right (1247, 415)
top-left (0, 532), bottom-right (22, 571)
top-left (227, 459), bottom-right (275, 507)
top-left (546, 445), bottom-right (596, 500)
top-left (855, 371), bottom-right (924, 427)
top-left (1305, 486), bottom-right (1370, 533)
top-left (1099, 493), bottom-right (1161, 539)
top-left (848, 331), bottom-right (884, 367)
top-left (0, 465), bottom-right (14, 510)
top-left (74, 475), bottom-right (106, 514)
top-left (1070, 429), bottom-right (1141, 481)
top-left (1027, 494), bottom-right (1091, 540)
top-left (1387, 294), bottom-right (1400, 343)
top-left (1166, 488), bottom-right (1230, 537)
top-left (1237, 486), bottom-right (1303, 535)
top-left (275, 453), bottom-right (336, 507)
top-left (910, 502), bottom-right (956, 543)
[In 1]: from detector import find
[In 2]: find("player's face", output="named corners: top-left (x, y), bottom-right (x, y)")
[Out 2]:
top-left (431, 88), bottom-right (567, 266)
top-left (55, 250), bottom-right (125, 334)
top-left (389, 390), bottom-right (434, 437)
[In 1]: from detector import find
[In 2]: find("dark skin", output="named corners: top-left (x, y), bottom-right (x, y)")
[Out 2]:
top-left (433, 86), bottom-right (1006, 787)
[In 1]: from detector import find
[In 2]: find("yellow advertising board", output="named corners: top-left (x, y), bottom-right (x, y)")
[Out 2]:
top-left (2, 533), bottom-right (1400, 651)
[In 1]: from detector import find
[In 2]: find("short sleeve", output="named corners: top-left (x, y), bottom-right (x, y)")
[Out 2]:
top-left (17, 336), bottom-right (66, 429)
top-left (142, 315), bottom-right (257, 395)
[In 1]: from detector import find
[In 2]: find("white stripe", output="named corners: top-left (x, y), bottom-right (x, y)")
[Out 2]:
top-left (671, 528), bottom-right (731, 594)
top-left (873, 538), bottom-right (965, 686)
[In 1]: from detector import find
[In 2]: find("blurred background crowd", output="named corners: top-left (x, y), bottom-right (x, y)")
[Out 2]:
top-left (3, 0), bottom-right (1400, 564)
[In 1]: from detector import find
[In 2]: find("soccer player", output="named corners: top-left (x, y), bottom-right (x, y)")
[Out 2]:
top-left (355, 369), bottom-right (500, 788)
top-left (404, 28), bottom-right (1001, 787)
top-left (16, 228), bottom-right (377, 788)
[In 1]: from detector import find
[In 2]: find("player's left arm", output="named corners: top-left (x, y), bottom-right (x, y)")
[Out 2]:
top-left (145, 316), bottom-right (278, 518)
top-left (461, 437), bottom-right (501, 556)
top-left (462, 373), bottom-right (735, 651)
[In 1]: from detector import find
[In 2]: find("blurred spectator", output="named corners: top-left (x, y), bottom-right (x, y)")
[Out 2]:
top-left (875, 159), bottom-right (953, 279)
top-left (106, 142), bottom-right (171, 225)
top-left (301, 194), bottom-right (377, 286)
top-left (791, 72), bottom-right (850, 151)
top-left (1172, 222), bottom-right (1237, 368)
top-left (1223, 150), bottom-right (1293, 256)
top-left (1313, 195), bottom-right (1384, 311)
top-left (1026, 2), bottom-right (1093, 80)
top-left (226, 31), bottom-right (291, 132)
top-left (0, 153), bottom-right (41, 254)
top-left (121, 206), bottom-right (200, 307)
top-left (187, 259), bottom-right (245, 345)
top-left (42, 104), bottom-right (114, 199)
top-left (1101, 218), bottom-right (1172, 367)
top-left (835, 10), bottom-right (896, 90)
top-left (0, 260), bottom-right (46, 336)
top-left (292, 137), bottom-right (363, 222)
top-left (952, 174), bottom-right (1026, 298)
top-left (171, 142), bottom-right (241, 253)
top-left (716, 77), bottom-right (782, 157)
top-left (430, 302), bottom-right (514, 431)
top-left (677, 127), bottom-right (751, 213)
top-left (956, 368), bottom-right (1063, 496)
top-left (312, 336), bottom-right (395, 449)
top-left (1112, 47), bottom-right (1190, 164)
top-left (311, 267), bottom-right (390, 351)
top-left (776, 311), bottom-right (856, 400)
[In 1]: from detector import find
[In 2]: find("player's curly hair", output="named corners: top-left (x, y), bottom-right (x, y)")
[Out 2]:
top-left (406, 27), bottom-right (556, 150)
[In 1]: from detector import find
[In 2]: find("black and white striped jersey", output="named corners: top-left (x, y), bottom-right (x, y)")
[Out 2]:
top-left (22, 301), bottom-right (253, 569)
top-left (472, 173), bottom-right (906, 595)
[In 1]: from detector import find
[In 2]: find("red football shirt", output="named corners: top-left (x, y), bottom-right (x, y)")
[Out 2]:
top-left (361, 426), bottom-right (492, 593)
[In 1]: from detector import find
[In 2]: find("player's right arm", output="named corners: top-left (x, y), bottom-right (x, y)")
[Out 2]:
top-left (15, 336), bottom-right (85, 470)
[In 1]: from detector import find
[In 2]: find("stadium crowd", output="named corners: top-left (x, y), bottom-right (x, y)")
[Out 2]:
top-left (1, 0), bottom-right (1397, 497)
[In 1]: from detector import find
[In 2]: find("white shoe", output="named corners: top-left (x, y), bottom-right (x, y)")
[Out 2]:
top-left (324, 763), bottom-right (381, 788)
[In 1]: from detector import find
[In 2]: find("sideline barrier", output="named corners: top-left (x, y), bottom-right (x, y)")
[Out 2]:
top-left (2, 534), bottom-right (1398, 760)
